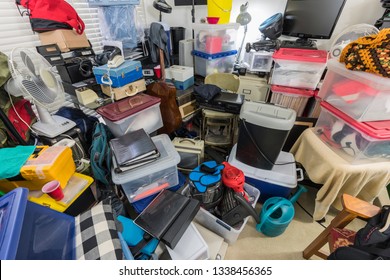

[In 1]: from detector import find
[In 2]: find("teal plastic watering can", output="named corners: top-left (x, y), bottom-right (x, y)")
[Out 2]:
top-left (256, 185), bottom-right (307, 237)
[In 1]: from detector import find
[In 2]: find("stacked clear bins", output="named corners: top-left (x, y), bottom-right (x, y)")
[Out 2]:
top-left (192, 23), bottom-right (239, 77)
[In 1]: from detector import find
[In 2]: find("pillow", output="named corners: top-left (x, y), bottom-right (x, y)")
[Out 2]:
top-left (75, 199), bottom-right (123, 260)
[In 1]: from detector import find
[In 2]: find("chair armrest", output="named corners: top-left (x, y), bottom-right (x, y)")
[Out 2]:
top-left (342, 194), bottom-right (381, 219)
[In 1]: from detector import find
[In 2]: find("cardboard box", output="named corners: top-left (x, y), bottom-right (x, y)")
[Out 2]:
top-left (38, 29), bottom-right (90, 52)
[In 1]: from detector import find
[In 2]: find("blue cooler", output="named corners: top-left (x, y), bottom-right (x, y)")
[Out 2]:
top-left (93, 60), bottom-right (143, 87)
top-left (0, 188), bottom-right (75, 260)
top-left (228, 144), bottom-right (302, 202)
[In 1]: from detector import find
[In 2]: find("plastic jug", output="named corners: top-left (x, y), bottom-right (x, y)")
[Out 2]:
top-left (256, 185), bottom-right (307, 237)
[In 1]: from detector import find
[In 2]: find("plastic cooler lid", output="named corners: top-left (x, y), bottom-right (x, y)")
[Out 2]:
top-left (321, 101), bottom-right (390, 139)
top-left (228, 144), bottom-right (297, 188)
top-left (271, 85), bottom-right (315, 97)
top-left (111, 134), bottom-right (180, 184)
top-left (96, 93), bottom-right (161, 122)
top-left (272, 48), bottom-right (328, 63)
top-left (239, 101), bottom-right (296, 131)
top-left (192, 50), bottom-right (237, 60)
top-left (0, 188), bottom-right (28, 260)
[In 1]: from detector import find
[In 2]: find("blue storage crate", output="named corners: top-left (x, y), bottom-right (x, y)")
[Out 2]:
top-left (166, 77), bottom-right (194, 90)
top-left (0, 188), bottom-right (75, 260)
top-left (88, 0), bottom-right (140, 7)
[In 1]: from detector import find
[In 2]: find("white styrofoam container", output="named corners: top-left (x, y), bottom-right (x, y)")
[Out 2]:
top-left (184, 183), bottom-right (260, 245)
top-left (318, 58), bottom-right (390, 121)
top-left (166, 222), bottom-right (209, 260)
top-left (111, 134), bottom-right (181, 202)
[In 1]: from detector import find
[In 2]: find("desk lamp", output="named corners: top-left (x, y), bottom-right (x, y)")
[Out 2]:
top-left (235, 2), bottom-right (252, 65)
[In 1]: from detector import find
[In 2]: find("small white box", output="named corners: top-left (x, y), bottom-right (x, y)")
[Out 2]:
top-left (165, 65), bottom-right (194, 81)
top-left (319, 58), bottom-right (390, 122)
top-left (183, 183), bottom-right (260, 244)
top-left (243, 50), bottom-right (273, 72)
top-left (166, 222), bottom-right (209, 260)
top-left (111, 134), bottom-right (181, 202)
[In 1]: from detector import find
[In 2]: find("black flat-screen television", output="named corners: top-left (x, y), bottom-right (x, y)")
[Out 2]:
top-left (174, 0), bottom-right (207, 6)
top-left (282, 0), bottom-right (346, 47)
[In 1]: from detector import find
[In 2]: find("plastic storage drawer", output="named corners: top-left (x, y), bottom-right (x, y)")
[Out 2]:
top-left (193, 23), bottom-right (239, 54)
top-left (270, 85), bottom-right (315, 117)
top-left (183, 183), bottom-right (260, 245)
top-left (192, 50), bottom-right (237, 77)
top-left (0, 188), bottom-right (75, 260)
top-left (318, 59), bottom-right (390, 121)
top-left (96, 93), bottom-right (163, 137)
top-left (243, 50), bottom-right (274, 72)
top-left (271, 48), bottom-right (327, 90)
top-left (228, 144), bottom-right (300, 202)
top-left (315, 101), bottom-right (390, 163)
top-left (111, 134), bottom-right (181, 203)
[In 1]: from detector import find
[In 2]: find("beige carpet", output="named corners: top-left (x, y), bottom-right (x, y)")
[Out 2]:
top-left (224, 185), bottom-right (389, 260)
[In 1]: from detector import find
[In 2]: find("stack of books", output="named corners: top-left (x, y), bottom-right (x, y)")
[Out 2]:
top-left (110, 128), bottom-right (160, 173)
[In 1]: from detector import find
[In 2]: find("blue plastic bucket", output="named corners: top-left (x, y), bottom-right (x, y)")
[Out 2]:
top-left (256, 197), bottom-right (295, 237)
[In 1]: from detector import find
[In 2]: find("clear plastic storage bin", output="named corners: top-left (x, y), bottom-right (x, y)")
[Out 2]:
top-left (193, 50), bottom-right (237, 77)
top-left (270, 85), bottom-right (315, 117)
top-left (315, 101), bottom-right (390, 163)
top-left (318, 59), bottom-right (390, 121)
top-left (243, 50), bottom-right (273, 72)
top-left (193, 23), bottom-right (239, 54)
top-left (111, 134), bottom-right (181, 202)
top-left (271, 48), bottom-right (327, 90)
top-left (182, 183), bottom-right (260, 244)
top-left (97, 93), bottom-right (163, 137)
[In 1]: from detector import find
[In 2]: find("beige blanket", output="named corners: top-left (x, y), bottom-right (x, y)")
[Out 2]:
top-left (290, 128), bottom-right (390, 221)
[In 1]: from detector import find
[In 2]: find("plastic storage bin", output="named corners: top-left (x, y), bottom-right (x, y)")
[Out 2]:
top-left (228, 144), bottom-right (301, 202)
top-left (318, 58), bottom-right (390, 121)
top-left (183, 183), bottom-right (260, 244)
top-left (315, 101), bottom-right (390, 163)
top-left (243, 50), bottom-right (274, 72)
top-left (236, 101), bottom-right (296, 170)
top-left (192, 50), bottom-right (237, 77)
top-left (96, 93), bottom-right (163, 137)
top-left (0, 188), bottom-right (75, 260)
top-left (193, 23), bottom-right (239, 54)
top-left (271, 48), bottom-right (327, 90)
top-left (166, 222), bottom-right (209, 260)
top-left (270, 85), bottom-right (315, 117)
top-left (112, 134), bottom-right (181, 203)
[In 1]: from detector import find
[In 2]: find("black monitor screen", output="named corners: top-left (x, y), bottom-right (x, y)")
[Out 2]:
top-left (282, 0), bottom-right (346, 40)
top-left (174, 0), bottom-right (207, 5)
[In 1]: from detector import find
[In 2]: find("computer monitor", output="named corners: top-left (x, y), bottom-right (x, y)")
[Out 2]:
top-left (174, 0), bottom-right (206, 5)
top-left (282, 0), bottom-right (346, 48)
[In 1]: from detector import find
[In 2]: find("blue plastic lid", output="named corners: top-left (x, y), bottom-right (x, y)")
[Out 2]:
top-left (192, 50), bottom-right (238, 60)
top-left (0, 188), bottom-right (28, 260)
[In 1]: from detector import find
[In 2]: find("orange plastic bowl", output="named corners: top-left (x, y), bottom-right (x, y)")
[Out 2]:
top-left (206, 17), bottom-right (219, 24)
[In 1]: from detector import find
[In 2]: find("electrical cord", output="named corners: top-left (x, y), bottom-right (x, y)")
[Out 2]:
top-left (241, 119), bottom-right (296, 166)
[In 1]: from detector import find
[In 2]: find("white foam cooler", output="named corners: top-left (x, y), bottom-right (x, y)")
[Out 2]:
top-left (229, 144), bottom-right (301, 202)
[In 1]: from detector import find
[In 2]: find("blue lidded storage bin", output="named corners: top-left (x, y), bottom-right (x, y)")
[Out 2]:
top-left (192, 50), bottom-right (237, 77)
top-left (93, 60), bottom-right (143, 87)
top-left (0, 188), bottom-right (75, 260)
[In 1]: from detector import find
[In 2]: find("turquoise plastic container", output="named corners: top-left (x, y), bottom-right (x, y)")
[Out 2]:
top-left (256, 185), bottom-right (307, 237)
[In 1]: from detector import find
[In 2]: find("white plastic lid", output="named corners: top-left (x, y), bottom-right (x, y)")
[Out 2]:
top-left (228, 144), bottom-right (297, 188)
top-left (111, 134), bottom-right (180, 184)
top-left (192, 23), bottom-right (240, 31)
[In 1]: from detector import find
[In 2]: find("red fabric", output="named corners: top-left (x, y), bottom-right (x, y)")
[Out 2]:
top-left (7, 99), bottom-right (36, 141)
top-left (329, 228), bottom-right (357, 252)
top-left (17, 0), bottom-right (85, 34)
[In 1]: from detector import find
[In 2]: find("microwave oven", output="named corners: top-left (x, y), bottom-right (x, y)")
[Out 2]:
top-left (172, 137), bottom-right (204, 173)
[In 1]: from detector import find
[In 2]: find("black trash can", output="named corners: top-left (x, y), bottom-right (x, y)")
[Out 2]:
top-left (170, 27), bottom-right (186, 55)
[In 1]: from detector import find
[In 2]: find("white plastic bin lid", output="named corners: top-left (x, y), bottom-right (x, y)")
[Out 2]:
top-left (228, 144), bottom-right (297, 189)
top-left (111, 134), bottom-right (180, 184)
top-left (239, 101), bottom-right (296, 131)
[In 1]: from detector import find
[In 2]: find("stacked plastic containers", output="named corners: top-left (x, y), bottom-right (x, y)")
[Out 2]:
top-left (315, 58), bottom-right (390, 163)
top-left (192, 23), bottom-right (239, 77)
top-left (270, 48), bottom-right (328, 116)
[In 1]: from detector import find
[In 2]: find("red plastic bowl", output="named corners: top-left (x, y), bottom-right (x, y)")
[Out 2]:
top-left (206, 17), bottom-right (219, 24)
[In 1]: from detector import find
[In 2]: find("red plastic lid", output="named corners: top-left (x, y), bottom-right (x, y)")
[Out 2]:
top-left (272, 48), bottom-right (328, 63)
top-left (321, 101), bottom-right (390, 139)
top-left (271, 85), bottom-right (315, 97)
top-left (96, 93), bottom-right (161, 122)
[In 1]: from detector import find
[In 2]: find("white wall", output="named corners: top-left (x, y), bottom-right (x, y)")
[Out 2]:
top-left (144, 0), bottom-right (384, 53)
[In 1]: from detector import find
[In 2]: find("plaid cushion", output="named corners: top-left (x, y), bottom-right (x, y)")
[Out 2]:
top-left (75, 199), bottom-right (123, 260)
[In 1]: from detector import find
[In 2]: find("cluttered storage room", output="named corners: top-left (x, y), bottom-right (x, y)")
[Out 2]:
top-left (0, 0), bottom-right (390, 261)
